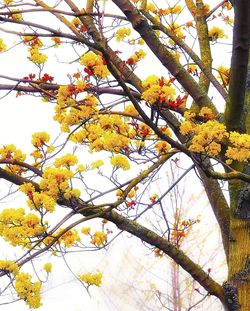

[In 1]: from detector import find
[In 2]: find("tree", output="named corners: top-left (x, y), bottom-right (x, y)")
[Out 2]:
top-left (0, 0), bottom-right (249, 309)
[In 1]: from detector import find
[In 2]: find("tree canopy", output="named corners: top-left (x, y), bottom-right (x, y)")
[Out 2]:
top-left (0, 0), bottom-right (249, 310)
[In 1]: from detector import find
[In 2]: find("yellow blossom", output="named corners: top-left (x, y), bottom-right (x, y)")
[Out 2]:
top-left (0, 39), bottom-right (7, 52)
top-left (54, 154), bottom-right (78, 167)
top-left (128, 190), bottom-right (135, 198)
top-left (217, 66), bottom-right (230, 86)
top-left (10, 9), bottom-right (22, 21)
top-left (63, 188), bottom-right (81, 200)
top-left (79, 271), bottom-right (102, 286)
top-left (170, 5), bottom-right (182, 14)
top-left (19, 182), bottom-right (36, 196)
top-left (43, 262), bottom-right (52, 273)
top-left (110, 155), bottom-right (130, 170)
top-left (26, 192), bottom-right (56, 212)
top-left (116, 189), bottom-right (123, 196)
top-left (81, 227), bottom-right (91, 235)
top-left (77, 164), bottom-right (87, 172)
top-left (146, 3), bottom-right (157, 13)
top-left (142, 75), bottom-right (159, 88)
top-left (58, 228), bottom-right (81, 247)
top-left (188, 64), bottom-right (197, 74)
top-left (0, 208), bottom-right (45, 247)
top-left (124, 104), bottom-right (139, 116)
top-left (91, 160), bottom-right (104, 169)
top-left (116, 27), bottom-right (131, 42)
top-left (180, 120), bottom-right (195, 135)
top-left (155, 141), bottom-right (171, 155)
top-left (80, 51), bottom-right (109, 79)
top-left (127, 49), bottom-right (146, 65)
top-left (183, 111), bottom-right (196, 121)
top-left (91, 231), bottom-right (107, 246)
top-left (15, 273), bottom-right (42, 309)
top-left (51, 37), bottom-right (61, 47)
top-left (72, 17), bottom-right (81, 27)
top-left (31, 132), bottom-right (50, 148)
top-left (226, 132), bottom-right (250, 162)
top-left (0, 144), bottom-right (26, 161)
top-left (199, 107), bottom-right (215, 120)
top-left (208, 26), bottom-right (225, 40)
top-left (39, 167), bottom-right (74, 199)
top-left (28, 46), bottom-right (47, 64)
top-left (0, 260), bottom-right (19, 275)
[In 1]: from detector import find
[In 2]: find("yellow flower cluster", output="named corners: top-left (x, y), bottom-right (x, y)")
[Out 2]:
top-left (110, 155), bottom-right (130, 170)
top-left (155, 141), bottom-right (171, 155)
top-left (81, 227), bottom-right (91, 235)
top-left (72, 17), bottom-right (81, 27)
top-left (180, 107), bottom-right (228, 157)
top-left (183, 120), bottom-right (228, 156)
top-left (10, 9), bottom-right (22, 21)
top-left (28, 46), bottom-right (47, 64)
top-left (222, 2), bottom-right (233, 10)
top-left (15, 272), bottom-right (42, 308)
top-left (58, 228), bottom-right (80, 247)
top-left (126, 49), bottom-right (146, 66)
top-left (19, 183), bottom-right (56, 213)
top-left (167, 23), bottom-right (185, 45)
top-left (198, 107), bottom-right (215, 120)
top-left (169, 5), bottom-right (182, 14)
top-left (217, 66), bottom-right (230, 86)
top-left (180, 109), bottom-right (250, 163)
top-left (31, 132), bottom-right (54, 161)
top-left (80, 51), bottom-right (110, 79)
top-left (79, 271), bottom-right (102, 287)
top-left (91, 159), bottom-right (104, 169)
top-left (4, 0), bottom-right (13, 4)
top-left (54, 85), bottom-right (98, 132)
top-left (0, 38), bottom-right (7, 52)
top-left (24, 36), bottom-right (47, 64)
top-left (0, 144), bottom-right (26, 162)
top-left (0, 208), bottom-right (45, 247)
top-left (43, 262), bottom-right (52, 273)
top-left (54, 154), bottom-right (78, 168)
top-left (39, 167), bottom-right (80, 201)
top-left (51, 37), bottom-right (61, 48)
top-left (0, 260), bottom-right (19, 275)
top-left (141, 75), bottom-right (176, 104)
top-left (71, 115), bottom-right (134, 153)
top-left (226, 132), bottom-right (250, 162)
top-left (116, 27), bottom-right (131, 42)
top-left (208, 26), bottom-right (225, 40)
top-left (31, 192), bottom-right (56, 212)
top-left (146, 2), bottom-right (157, 13)
top-left (77, 164), bottom-right (87, 172)
top-left (31, 132), bottom-right (50, 148)
top-left (123, 104), bottom-right (139, 116)
top-left (91, 231), bottom-right (107, 246)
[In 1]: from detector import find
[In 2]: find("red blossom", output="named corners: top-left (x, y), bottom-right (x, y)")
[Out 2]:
top-left (41, 73), bottom-right (54, 83)
top-left (84, 67), bottom-right (93, 76)
top-left (126, 200), bottom-right (136, 209)
top-left (167, 95), bottom-right (187, 110)
top-left (80, 25), bottom-right (87, 32)
top-left (23, 73), bottom-right (36, 80)
top-left (126, 58), bottom-right (135, 65)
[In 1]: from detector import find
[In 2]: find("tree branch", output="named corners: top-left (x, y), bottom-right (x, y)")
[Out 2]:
top-left (112, 0), bottom-right (218, 113)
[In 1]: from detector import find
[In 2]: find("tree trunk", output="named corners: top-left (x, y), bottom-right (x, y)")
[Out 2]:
top-left (227, 183), bottom-right (250, 311)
